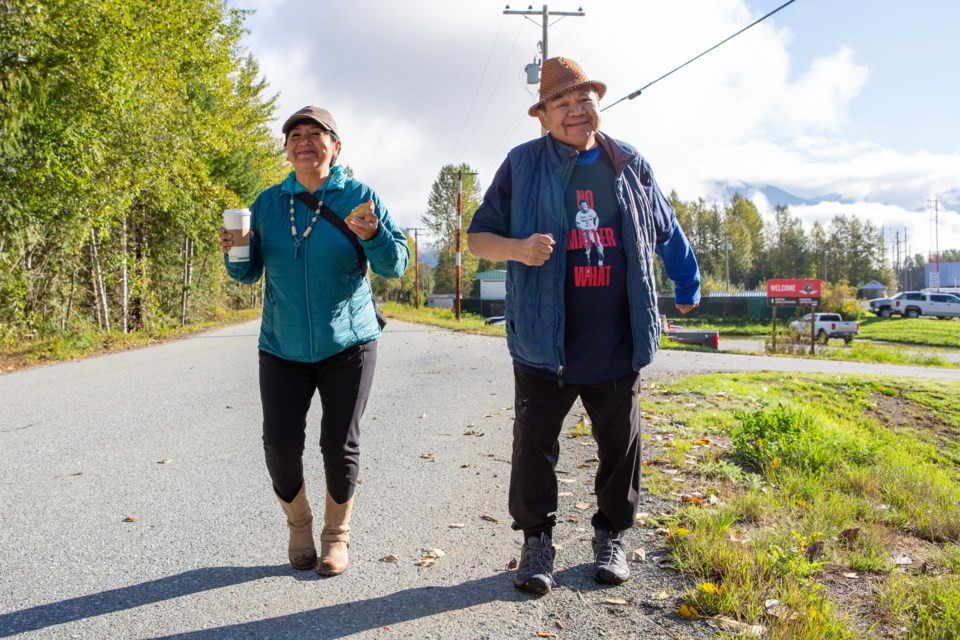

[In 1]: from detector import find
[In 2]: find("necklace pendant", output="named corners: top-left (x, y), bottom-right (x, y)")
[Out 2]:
top-left (293, 239), bottom-right (300, 259)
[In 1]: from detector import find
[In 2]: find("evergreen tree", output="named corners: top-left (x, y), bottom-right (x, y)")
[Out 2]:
top-left (420, 163), bottom-right (481, 294)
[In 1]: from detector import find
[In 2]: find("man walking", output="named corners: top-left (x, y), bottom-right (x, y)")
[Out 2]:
top-left (467, 57), bottom-right (700, 595)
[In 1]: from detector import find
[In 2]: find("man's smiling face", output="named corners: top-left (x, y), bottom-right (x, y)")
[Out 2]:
top-left (537, 87), bottom-right (600, 151)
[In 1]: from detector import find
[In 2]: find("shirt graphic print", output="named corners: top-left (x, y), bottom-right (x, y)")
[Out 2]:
top-left (561, 151), bottom-right (633, 384)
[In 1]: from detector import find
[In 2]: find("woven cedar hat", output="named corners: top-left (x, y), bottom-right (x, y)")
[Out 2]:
top-left (281, 105), bottom-right (340, 139)
top-left (528, 57), bottom-right (607, 117)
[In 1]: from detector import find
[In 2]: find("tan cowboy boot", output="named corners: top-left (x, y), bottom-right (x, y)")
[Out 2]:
top-left (275, 483), bottom-right (317, 570)
top-left (317, 492), bottom-right (354, 576)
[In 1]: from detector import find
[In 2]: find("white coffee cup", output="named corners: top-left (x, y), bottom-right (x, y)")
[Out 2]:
top-left (223, 209), bottom-right (251, 262)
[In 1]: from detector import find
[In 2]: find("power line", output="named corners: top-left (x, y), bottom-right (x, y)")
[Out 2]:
top-left (602, 0), bottom-right (801, 112)
top-left (449, 16), bottom-right (507, 160)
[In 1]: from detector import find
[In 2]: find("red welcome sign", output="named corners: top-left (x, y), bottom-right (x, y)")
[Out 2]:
top-left (767, 279), bottom-right (821, 307)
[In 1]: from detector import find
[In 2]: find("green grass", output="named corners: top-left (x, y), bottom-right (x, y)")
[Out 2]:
top-left (639, 373), bottom-right (960, 639)
top-left (858, 316), bottom-right (960, 348)
top-left (0, 308), bottom-right (261, 371)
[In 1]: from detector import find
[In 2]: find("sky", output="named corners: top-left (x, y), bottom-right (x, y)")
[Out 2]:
top-left (233, 0), bottom-right (960, 265)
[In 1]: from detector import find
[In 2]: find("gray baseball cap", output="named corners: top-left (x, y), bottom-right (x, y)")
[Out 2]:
top-left (281, 106), bottom-right (340, 138)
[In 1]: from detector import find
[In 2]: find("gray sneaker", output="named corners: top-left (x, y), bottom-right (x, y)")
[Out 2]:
top-left (513, 532), bottom-right (556, 595)
top-left (592, 529), bottom-right (629, 584)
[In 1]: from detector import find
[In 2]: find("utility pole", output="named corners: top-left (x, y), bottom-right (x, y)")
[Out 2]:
top-left (407, 227), bottom-right (425, 308)
top-left (928, 196), bottom-right (940, 291)
top-left (503, 4), bottom-right (585, 135)
top-left (442, 169), bottom-right (478, 321)
top-left (721, 239), bottom-right (731, 319)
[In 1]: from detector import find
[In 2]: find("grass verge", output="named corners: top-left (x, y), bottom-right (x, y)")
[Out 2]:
top-left (638, 372), bottom-right (960, 639)
top-left (0, 309), bottom-right (261, 372)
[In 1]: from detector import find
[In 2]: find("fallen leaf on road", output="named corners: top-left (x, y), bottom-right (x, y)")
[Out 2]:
top-left (415, 557), bottom-right (436, 567)
top-left (122, 516), bottom-right (137, 523)
top-left (535, 633), bottom-right (558, 638)
top-left (627, 549), bottom-right (646, 562)
top-left (603, 598), bottom-right (629, 606)
top-left (575, 502), bottom-right (591, 510)
top-left (422, 548), bottom-right (446, 558)
top-left (480, 514), bottom-right (499, 523)
top-left (449, 523), bottom-right (465, 529)
top-left (381, 554), bottom-right (400, 563)
top-left (678, 604), bottom-right (699, 620)
top-left (506, 558), bottom-right (518, 570)
top-left (558, 478), bottom-right (576, 484)
top-left (558, 491), bottom-right (573, 497)
top-left (157, 459), bottom-right (172, 464)
top-left (420, 452), bottom-right (436, 461)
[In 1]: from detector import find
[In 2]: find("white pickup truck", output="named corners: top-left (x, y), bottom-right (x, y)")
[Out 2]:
top-left (788, 313), bottom-right (860, 344)
top-left (869, 291), bottom-right (960, 319)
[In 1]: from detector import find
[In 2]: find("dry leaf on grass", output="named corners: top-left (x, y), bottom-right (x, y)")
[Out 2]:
top-left (714, 616), bottom-right (765, 637)
top-left (838, 527), bottom-right (861, 543)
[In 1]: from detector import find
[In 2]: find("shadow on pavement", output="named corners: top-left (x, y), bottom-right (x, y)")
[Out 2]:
top-left (150, 571), bottom-right (531, 639)
top-left (0, 565), bottom-right (289, 637)
top-left (1, 565), bottom-right (623, 639)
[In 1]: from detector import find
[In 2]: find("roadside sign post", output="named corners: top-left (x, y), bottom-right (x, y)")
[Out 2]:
top-left (767, 279), bottom-right (822, 355)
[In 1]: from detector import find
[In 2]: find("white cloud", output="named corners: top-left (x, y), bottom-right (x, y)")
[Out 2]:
top-left (234, 0), bottom-right (960, 256)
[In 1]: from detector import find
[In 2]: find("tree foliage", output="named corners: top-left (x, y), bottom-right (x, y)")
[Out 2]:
top-left (421, 163), bottom-right (482, 295)
top-left (0, 0), bottom-right (286, 341)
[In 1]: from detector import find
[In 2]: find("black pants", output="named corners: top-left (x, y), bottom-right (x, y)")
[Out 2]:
top-left (259, 342), bottom-right (377, 504)
top-left (510, 367), bottom-right (642, 537)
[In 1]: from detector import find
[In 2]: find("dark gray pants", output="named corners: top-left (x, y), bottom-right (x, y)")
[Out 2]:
top-left (259, 342), bottom-right (377, 504)
top-left (510, 367), bottom-right (642, 537)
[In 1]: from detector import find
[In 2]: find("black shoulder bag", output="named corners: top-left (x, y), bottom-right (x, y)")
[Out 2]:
top-left (294, 192), bottom-right (387, 329)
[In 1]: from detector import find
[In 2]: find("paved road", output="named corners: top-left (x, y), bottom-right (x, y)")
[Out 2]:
top-left (1, 321), bottom-right (957, 640)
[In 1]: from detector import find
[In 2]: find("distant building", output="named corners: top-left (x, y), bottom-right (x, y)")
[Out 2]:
top-left (925, 262), bottom-right (960, 289)
top-left (475, 270), bottom-right (506, 318)
top-left (475, 270), bottom-right (506, 301)
top-left (858, 280), bottom-right (887, 300)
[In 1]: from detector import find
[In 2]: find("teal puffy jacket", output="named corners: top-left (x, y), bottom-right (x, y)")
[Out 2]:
top-left (225, 168), bottom-right (409, 362)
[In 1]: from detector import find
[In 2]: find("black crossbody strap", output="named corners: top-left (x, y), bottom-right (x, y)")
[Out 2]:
top-left (294, 191), bottom-right (367, 275)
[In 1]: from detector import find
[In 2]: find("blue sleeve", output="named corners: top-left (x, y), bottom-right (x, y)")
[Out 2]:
top-left (655, 222), bottom-right (701, 305)
top-left (467, 157), bottom-right (512, 236)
